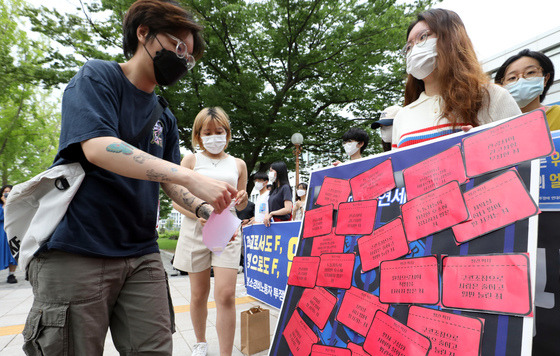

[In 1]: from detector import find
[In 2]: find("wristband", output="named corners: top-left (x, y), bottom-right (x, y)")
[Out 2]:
top-left (195, 201), bottom-right (210, 218)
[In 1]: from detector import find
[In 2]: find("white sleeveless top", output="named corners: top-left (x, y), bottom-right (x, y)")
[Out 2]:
top-left (194, 152), bottom-right (238, 189)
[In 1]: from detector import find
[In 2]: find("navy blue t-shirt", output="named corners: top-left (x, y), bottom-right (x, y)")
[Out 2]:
top-left (268, 184), bottom-right (292, 221)
top-left (47, 60), bottom-right (180, 257)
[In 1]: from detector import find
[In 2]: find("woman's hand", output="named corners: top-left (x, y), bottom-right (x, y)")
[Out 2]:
top-left (333, 160), bottom-right (341, 166)
top-left (461, 125), bottom-right (473, 132)
top-left (263, 213), bottom-right (273, 227)
top-left (235, 189), bottom-right (248, 207)
top-left (198, 217), bottom-right (208, 227)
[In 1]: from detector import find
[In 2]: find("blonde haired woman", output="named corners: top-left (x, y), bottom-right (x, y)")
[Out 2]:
top-left (173, 107), bottom-right (248, 356)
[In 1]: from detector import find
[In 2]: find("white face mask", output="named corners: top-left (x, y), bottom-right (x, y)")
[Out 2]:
top-left (505, 77), bottom-right (545, 108)
top-left (201, 134), bottom-right (227, 154)
top-left (297, 189), bottom-right (306, 197)
top-left (268, 171), bottom-right (276, 184)
top-left (343, 141), bottom-right (360, 157)
top-left (254, 182), bottom-right (265, 191)
top-left (380, 125), bottom-right (392, 143)
top-left (406, 37), bottom-right (438, 80)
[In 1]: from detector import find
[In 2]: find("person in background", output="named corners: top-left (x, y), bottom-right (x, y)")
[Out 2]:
top-left (20, 1), bottom-right (238, 354)
top-left (1, 185), bottom-right (17, 284)
top-left (494, 49), bottom-right (560, 130)
top-left (293, 182), bottom-right (308, 221)
top-left (371, 105), bottom-right (401, 152)
top-left (264, 161), bottom-right (293, 226)
top-left (250, 171), bottom-right (269, 224)
top-left (392, 8), bottom-right (521, 149)
top-left (333, 127), bottom-right (370, 166)
top-left (495, 50), bottom-right (560, 355)
top-left (172, 107), bottom-right (248, 356)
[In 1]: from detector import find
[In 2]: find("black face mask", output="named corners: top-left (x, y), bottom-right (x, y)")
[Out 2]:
top-left (144, 38), bottom-right (189, 86)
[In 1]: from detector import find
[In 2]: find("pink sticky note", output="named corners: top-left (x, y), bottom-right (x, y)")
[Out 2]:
top-left (316, 177), bottom-right (351, 207)
top-left (316, 253), bottom-right (355, 289)
top-left (400, 181), bottom-right (469, 241)
top-left (336, 286), bottom-right (388, 336)
top-left (311, 344), bottom-right (352, 356)
top-left (202, 208), bottom-right (241, 255)
top-left (311, 229), bottom-right (345, 256)
top-left (288, 256), bottom-right (320, 288)
top-left (462, 110), bottom-right (553, 177)
top-left (335, 200), bottom-right (377, 236)
top-left (303, 205), bottom-right (334, 239)
top-left (379, 256), bottom-right (440, 305)
top-left (358, 218), bottom-right (410, 272)
top-left (407, 306), bottom-right (484, 356)
top-left (298, 287), bottom-right (337, 330)
top-left (346, 342), bottom-right (369, 356)
top-left (452, 169), bottom-right (539, 244)
top-left (283, 311), bottom-right (318, 356)
top-left (364, 311), bottom-right (432, 356)
top-left (403, 145), bottom-right (467, 200)
top-left (349, 159), bottom-right (396, 201)
top-left (441, 253), bottom-right (532, 316)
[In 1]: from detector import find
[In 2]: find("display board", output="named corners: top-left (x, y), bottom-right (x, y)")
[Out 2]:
top-left (243, 221), bottom-right (301, 308)
top-left (539, 130), bottom-right (560, 210)
top-left (269, 110), bottom-right (552, 356)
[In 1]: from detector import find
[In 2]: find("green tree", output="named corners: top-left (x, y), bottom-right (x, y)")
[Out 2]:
top-left (21, 0), bottom-right (432, 192)
top-left (0, 0), bottom-right (60, 186)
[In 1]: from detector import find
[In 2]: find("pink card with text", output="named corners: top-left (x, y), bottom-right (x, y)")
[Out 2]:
top-left (316, 253), bottom-right (355, 289)
top-left (401, 181), bottom-right (469, 241)
top-left (349, 159), bottom-right (396, 201)
top-left (441, 254), bottom-right (532, 316)
top-left (462, 110), bottom-right (553, 177)
top-left (311, 344), bottom-right (352, 356)
top-left (311, 229), bottom-right (345, 256)
top-left (287, 256), bottom-right (320, 288)
top-left (336, 286), bottom-right (389, 336)
top-left (407, 306), bottom-right (484, 356)
top-left (335, 200), bottom-right (377, 236)
top-left (379, 255), bottom-right (440, 305)
top-left (451, 169), bottom-right (539, 244)
top-left (346, 342), bottom-right (369, 356)
top-left (403, 145), bottom-right (467, 200)
top-left (303, 204), bottom-right (334, 239)
top-left (283, 311), bottom-right (319, 356)
top-left (298, 287), bottom-right (337, 330)
top-left (358, 217), bottom-right (410, 272)
top-left (316, 177), bottom-right (351, 207)
top-left (364, 311), bottom-right (431, 356)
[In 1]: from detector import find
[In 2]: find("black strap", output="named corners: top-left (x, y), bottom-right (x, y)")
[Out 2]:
top-left (130, 95), bottom-right (169, 145)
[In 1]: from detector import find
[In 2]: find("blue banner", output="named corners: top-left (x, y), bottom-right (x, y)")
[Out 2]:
top-left (243, 221), bottom-right (301, 308)
top-left (539, 130), bottom-right (560, 210)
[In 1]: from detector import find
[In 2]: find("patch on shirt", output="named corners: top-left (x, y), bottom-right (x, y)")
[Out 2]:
top-left (151, 121), bottom-right (163, 147)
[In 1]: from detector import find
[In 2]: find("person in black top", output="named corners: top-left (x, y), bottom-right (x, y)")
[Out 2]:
top-left (264, 161), bottom-right (293, 226)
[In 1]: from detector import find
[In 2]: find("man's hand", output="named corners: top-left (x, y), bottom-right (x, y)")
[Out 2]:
top-left (186, 171), bottom-right (237, 214)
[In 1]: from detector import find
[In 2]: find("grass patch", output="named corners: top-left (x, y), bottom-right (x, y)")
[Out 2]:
top-left (157, 237), bottom-right (178, 252)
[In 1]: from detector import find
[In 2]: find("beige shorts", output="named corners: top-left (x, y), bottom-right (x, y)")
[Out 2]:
top-left (173, 214), bottom-right (241, 273)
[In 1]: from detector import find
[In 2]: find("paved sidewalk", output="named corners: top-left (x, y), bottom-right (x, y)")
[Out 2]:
top-left (0, 251), bottom-right (277, 356)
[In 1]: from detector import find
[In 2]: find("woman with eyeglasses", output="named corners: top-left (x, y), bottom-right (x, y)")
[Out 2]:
top-left (495, 49), bottom-right (559, 130)
top-left (392, 9), bottom-right (521, 149)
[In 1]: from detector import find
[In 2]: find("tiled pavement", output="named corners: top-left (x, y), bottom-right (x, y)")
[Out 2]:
top-left (0, 251), bottom-right (277, 356)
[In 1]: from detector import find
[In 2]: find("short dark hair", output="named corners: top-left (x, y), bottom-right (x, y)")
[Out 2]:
top-left (1, 185), bottom-right (13, 195)
top-left (253, 171), bottom-right (268, 181)
top-left (122, 0), bottom-right (205, 60)
top-left (342, 127), bottom-right (369, 153)
top-left (495, 49), bottom-right (555, 103)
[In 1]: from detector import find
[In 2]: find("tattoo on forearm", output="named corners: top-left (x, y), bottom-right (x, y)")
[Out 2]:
top-left (146, 169), bottom-right (171, 182)
top-left (106, 142), bottom-right (134, 155)
top-left (199, 204), bottom-right (212, 220)
top-left (181, 191), bottom-right (196, 208)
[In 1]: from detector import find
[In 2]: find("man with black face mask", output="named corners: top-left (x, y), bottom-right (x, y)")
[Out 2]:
top-left (21, 1), bottom-right (240, 355)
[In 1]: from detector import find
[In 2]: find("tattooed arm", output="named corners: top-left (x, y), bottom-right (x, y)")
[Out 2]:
top-left (80, 136), bottom-right (236, 213)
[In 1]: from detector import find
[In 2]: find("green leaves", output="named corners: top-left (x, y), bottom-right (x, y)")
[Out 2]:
top-left (13, 0), bottom-right (431, 186)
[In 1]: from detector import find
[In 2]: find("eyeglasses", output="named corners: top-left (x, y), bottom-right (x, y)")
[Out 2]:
top-left (502, 65), bottom-right (543, 86)
top-left (402, 30), bottom-right (433, 56)
top-left (165, 33), bottom-right (196, 70)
